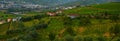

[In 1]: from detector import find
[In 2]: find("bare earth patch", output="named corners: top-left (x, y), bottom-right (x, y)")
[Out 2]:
top-left (79, 27), bottom-right (85, 33)
top-left (103, 32), bottom-right (110, 37)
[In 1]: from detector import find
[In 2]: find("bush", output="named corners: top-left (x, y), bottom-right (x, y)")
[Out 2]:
top-left (35, 23), bottom-right (48, 30)
top-left (64, 35), bottom-right (74, 41)
top-left (20, 17), bottom-right (33, 22)
top-left (96, 36), bottom-right (106, 41)
top-left (7, 38), bottom-right (17, 41)
top-left (66, 27), bottom-right (76, 36)
top-left (109, 24), bottom-right (120, 36)
top-left (33, 15), bottom-right (42, 19)
top-left (49, 32), bottom-right (56, 41)
top-left (75, 36), bottom-right (83, 41)
top-left (12, 31), bottom-right (39, 41)
top-left (28, 31), bottom-right (39, 38)
top-left (83, 36), bottom-right (93, 41)
top-left (63, 18), bottom-right (72, 26)
top-left (110, 14), bottom-right (120, 22)
top-left (79, 18), bottom-right (91, 26)
top-left (112, 37), bottom-right (120, 41)
top-left (6, 29), bottom-right (22, 35)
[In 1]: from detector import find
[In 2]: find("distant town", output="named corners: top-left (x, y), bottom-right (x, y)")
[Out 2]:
top-left (0, 1), bottom-right (48, 9)
top-left (0, 1), bottom-right (79, 25)
top-left (0, 1), bottom-right (79, 11)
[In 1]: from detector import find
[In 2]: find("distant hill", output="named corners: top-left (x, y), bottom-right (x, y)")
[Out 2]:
top-left (63, 2), bottom-right (120, 14)
top-left (0, 0), bottom-right (78, 6)
top-left (0, 0), bottom-right (120, 7)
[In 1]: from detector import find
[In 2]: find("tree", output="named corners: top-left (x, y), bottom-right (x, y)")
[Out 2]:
top-left (35, 23), bottom-right (48, 30)
top-left (7, 38), bottom-right (17, 41)
top-left (33, 15), bottom-right (42, 19)
top-left (16, 31), bottom-right (39, 41)
top-left (96, 36), bottom-right (106, 41)
top-left (110, 24), bottom-right (120, 36)
top-left (83, 36), bottom-right (93, 41)
top-left (79, 18), bottom-right (91, 26)
top-left (64, 35), bottom-right (74, 41)
top-left (63, 18), bottom-right (72, 27)
top-left (109, 24), bottom-right (120, 40)
top-left (66, 27), bottom-right (76, 36)
top-left (20, 17), bottom-right (33, 22)
top-left (110, 14), bottom-right (119, 22)
top-left (6, 29), bottom-right (22, 35)
top-left (75, 36), bottom-right (83, 41)
top-left (49, 32), bottom-right (56, 41)
top-left (29, 31), bottom-right (39, 38)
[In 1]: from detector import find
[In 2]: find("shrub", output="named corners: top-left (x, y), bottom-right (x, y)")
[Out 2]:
top-left (28, 31), bottom-right (39, 38)
top-left (6, 29), bottom-right (22, 35)
top-left (15, 31), bottom-right (39, 41)
top-left (110, 14), bottom-right (120, 22)
top-left (63, 18), bottom-right (72, 27)
top-left (7, 38), bottom-right (17, 41)
top-left (96, 36), bottom-right (106, 41)
top-left (33, 15), bottom-right (42, 19)
top-left (66, 27), bottom-right (76, 36)
top-left (20, 17), bottom-right (33, 22)
top-left (64, 35), bottom-right (74, 41)
top-left (49, 32), bottom-right (56, 41)
top-left (109, 24), bottom-right (120, 36)
top-left (79, 18), bottom-right (91, 26)
top-left (75, 36), bottom-right (83, 41)
top-left (35, 23), bottom-right (48, 30)
top-left (83, 36), bottom-right (93, 41)
top-left (112, 37), bottom-right (120, 41)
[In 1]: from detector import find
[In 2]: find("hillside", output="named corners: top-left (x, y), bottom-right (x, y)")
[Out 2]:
top-left (0, 2), bottom-right (120, 41)
top-left (63, 2), bottom-right (120, 14)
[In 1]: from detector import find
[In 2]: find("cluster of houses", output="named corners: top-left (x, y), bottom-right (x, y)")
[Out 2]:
top-left (47, 10), bottom-right (63, 16)
top-left (62, 6), bottom-right (77, 10)
top-left (0, 1), bottom-right (48, 11)
top-left (22, 4), bottom-right (47, 9)
top-left (0, 17), bottom-right (21, 24)
top-left (46, 10), bottom-right (80, 19)
top-left (55, 6), bottom-right (77, 10)
top-left (67, 14), bottom-right (79, 19)
top-left (10, 12), bottom-right (22, 15)
top-left (0, 1), bottom-right (13, 9)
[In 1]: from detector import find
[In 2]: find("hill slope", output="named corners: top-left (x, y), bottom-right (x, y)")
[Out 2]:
top-left (63, 2), bottom-right (120, 14)
top-left (0, 2), bottom-right (120, 41)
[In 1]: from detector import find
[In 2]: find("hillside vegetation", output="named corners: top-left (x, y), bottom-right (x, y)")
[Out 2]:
top-left (0, 2), bottom-right (120, 41)
top-left (64, 2), bottom-right (120, 14)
